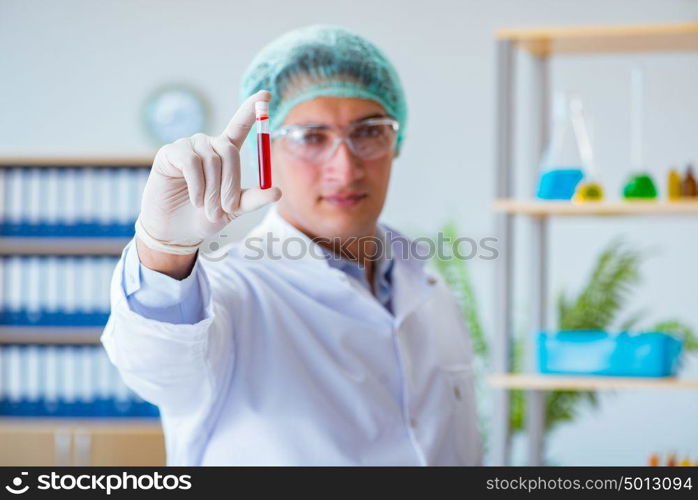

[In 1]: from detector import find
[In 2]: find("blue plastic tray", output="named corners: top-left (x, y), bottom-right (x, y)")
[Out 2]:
top-left (538, 330), bottom-right (683, 377)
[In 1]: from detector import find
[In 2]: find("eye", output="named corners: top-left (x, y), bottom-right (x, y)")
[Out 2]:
top-left (351, 124), bottom-right (385, 139)
top-left (295, 131), bottom-right (328, 146)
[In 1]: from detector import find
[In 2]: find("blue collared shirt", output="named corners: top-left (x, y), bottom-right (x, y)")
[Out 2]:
top-left (318, 231), bottom-right (395, 314)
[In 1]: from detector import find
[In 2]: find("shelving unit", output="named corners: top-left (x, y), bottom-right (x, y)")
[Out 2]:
top-left (493, 199), bottom-right (698, 217)
top-left (491, 23), bottom-right (698, 466)
top-left (0, 157), bottom-right (150, 345)
top-left (489, 374), bottom-right (698, 391)
top-left (0, 418), bottom-right (164, 466)
top-left (0, 157), bottom-right (163, 465)
top-left (0, 326), bottom-right (104, 344)
top-left (0, 237), bottom-right (131, 256)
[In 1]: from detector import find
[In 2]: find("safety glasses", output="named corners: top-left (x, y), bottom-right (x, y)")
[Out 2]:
top-left (271, 117), bottom-right (399, 164)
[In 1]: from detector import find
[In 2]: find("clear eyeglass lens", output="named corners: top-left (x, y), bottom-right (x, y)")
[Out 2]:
top-left (283, 122), bottom-right (396, 162)
top-left (349, 123), bottom-right (394, 158)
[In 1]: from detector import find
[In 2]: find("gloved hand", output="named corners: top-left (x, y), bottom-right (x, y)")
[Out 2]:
top-left (136, 90), bottom-right (281, 255)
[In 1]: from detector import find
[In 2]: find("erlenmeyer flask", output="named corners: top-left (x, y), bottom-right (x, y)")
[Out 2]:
top-left (570, 96), bottom-right (603, 202)
top-left (623, 67), bottom-right (657, 200)
top-left (536, 91), bottom-right (584, 200)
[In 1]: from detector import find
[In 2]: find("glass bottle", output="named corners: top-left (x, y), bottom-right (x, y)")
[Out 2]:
top-left (536, 91), bottom-right (584, 200)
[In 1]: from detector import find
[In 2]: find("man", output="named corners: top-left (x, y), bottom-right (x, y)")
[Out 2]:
top-left (102, 25), bottom-right (481, 465)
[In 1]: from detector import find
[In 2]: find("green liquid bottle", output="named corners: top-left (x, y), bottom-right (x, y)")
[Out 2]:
top-left (623, 173), bottom-right (657, 199)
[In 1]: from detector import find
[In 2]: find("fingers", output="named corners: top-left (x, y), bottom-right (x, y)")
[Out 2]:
top-left (163, 139), bottom-right (205, 209)
top-left (191, 133), bottom-right (224, 223)
top-left (210, 135), bottom-right (241, 216)
top-left (159, 89), bottom-right (275, 224)
top-left (220, 90), bottom-right (271, 148)
top-left (234, 186), bottom-right (282, 217)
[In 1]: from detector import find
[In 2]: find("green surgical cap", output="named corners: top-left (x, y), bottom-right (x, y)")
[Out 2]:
top-left (240, 24), bottom-right (407, 151)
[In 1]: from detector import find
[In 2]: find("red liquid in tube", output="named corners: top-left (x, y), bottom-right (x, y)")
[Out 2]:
top-left (257, 132), bottom-right (272, 189)
top-left (255, 101), bottom-right (272, 190)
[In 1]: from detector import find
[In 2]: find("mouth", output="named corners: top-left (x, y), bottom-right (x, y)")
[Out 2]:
top-left (322, 193), bottom-right (368, 208)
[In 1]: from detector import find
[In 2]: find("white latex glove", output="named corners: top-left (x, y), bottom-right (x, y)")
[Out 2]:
top-left (135, 90), bottom-right (281, 255)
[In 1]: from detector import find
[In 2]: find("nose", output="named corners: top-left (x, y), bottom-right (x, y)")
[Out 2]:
top-left (324, 138), bottom-right (365, 185)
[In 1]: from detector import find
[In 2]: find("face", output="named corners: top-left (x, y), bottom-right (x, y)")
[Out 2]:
top-left (272, 97), bottom-right (394, 242)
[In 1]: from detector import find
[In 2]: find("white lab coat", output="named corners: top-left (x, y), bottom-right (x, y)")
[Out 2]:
top-left (102, 207), bottom-right (482, 465)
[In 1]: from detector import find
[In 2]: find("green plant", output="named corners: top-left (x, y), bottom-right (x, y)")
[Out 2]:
top-left (557, 239), bottom-right (641, 331)
top-left (433, 227), bottom-right (696, 436)
top-left (432, 222), bottom-right (487, 359)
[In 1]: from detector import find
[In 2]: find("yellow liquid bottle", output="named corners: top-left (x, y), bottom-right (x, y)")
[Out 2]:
top-left (574, 180), bottom-right (604, 201)
top-left (667, 169), bottom-right (681, 201)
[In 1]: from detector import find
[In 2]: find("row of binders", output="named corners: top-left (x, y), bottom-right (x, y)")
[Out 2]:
top-left (0, 167), bottom-right (149, 237)
top-left (0, 256), bottom-right (117, 326)
top-left (0, 344), bottom-right (158, 417)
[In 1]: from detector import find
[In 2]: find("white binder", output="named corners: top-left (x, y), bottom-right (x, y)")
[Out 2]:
top-left (116, 168), bottom-right (131, 225)
top-left (44, 257), bottom-right (59, 314)
top-left (97, 169), bottom-right (113, 228)
top-left (6, 256), bottom-right (23, 315)
top-left (0, 257), bottom-right (4, 320)
top-left (96, 348), bottom-right (112, 402)
top-left (0, 169), bottom-right (4, 226)
top-left (73, 256), bottom-right (87, 314)
top-left (25, 345), bottom-right (41, 404)
top-left (45, 168), bottom-right (60, 225)
top-left (61, 257), bottom-right (78, 315)
top-left (44, 345), bottom-right (60, 408)
top-left (6, 169), bottom-right (23, 227)
top-left (6, 345), bottom-right (22, 403)
top-left (101, 257), bottom-right (116, 313)
top-left (61, 346), bottom-right (77, 404)
top-left (61, 169), bottom-right (79, 229)
top-left (25, 256), bottom-right (41, 316)
top-left (27, 168), bottom-right (42, 227)
top-left (129, 170), bottom-right (143, 224)
top-left (77, 346), bottom-right (94, 404)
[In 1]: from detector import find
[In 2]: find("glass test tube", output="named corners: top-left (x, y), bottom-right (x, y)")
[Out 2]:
top-left (255, 101), bottom-right (272, 190)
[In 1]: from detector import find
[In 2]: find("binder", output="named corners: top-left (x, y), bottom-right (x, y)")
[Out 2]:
top-left (25, 256), bottom-right (41, 324)
top-left (116, 168), bottom-right (132, 235)
top-left (59, 345), bottom-right (77, 416)
top-left (43, 345), bottom-right (60, 415)
top-left (1, 165), bottom-right (146, 236)
top-left (96, 169), bottom-right (113, 236)
top-left (5, 169), bottom-right (23, 235)
top-left (4, 256), bottom-right (23, 324)
top-left (76, 345), bottom-right (93, 414)
top-left (61, 256), bottom-right (77, 324)
top-left (45, 256), bottom-right (60, 324)
top-left (45, 168), bottom-right (60, 232)
top-left (0, 169), bottom-right (4, 234)
top-left (0, 257), bottom-right (4, 324)
top-left (5, 345), bottom-right (22, 415)
top-left (95, 347), bottom-right (112, 416)
top-left (25, 345), bottom-right (41, 415)
top-left (0, 344), bottom-right (159, 418)
top-left (19, 170), bottom-right (29, 234)
top-left (62, 168), bottom-right (79, 236)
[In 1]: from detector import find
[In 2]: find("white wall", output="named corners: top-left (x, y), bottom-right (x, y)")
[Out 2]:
top-left (2, 0), bottom-right (697, 465)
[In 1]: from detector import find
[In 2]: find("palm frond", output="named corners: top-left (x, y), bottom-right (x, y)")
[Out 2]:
top-left (647, 319), bottom-right (698, 351)
top-left (557, 238), bottom-right (642, 331)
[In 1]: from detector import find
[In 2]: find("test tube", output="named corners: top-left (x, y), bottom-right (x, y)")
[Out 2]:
top-left (255, 101), bottom-right (272, 189)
